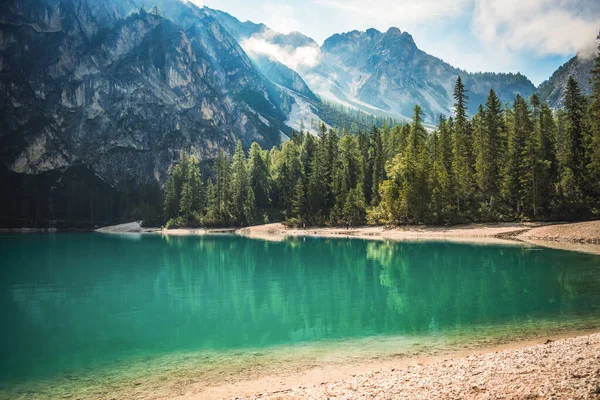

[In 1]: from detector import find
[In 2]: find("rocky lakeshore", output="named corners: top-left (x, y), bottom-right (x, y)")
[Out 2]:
top-left (232, 333), bottom-right (600, 400)
top-left (95, 220), bottom-right (600, 254)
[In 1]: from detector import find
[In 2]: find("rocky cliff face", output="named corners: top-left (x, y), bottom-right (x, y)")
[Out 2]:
top-left (537, 53), bottom-right (594, 109)
top-left (204, 8), bottom-right (318, 101)
top-left (0, 0), bottom-right (289, 185)
top-left (303, 27), bottom-right (537, 122)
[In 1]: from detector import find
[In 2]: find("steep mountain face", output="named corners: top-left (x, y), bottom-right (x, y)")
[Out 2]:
top-left (302, 27), bottom-right (536, 122)
top-left (204, 8), bottom-right (318, 101)
top-left (0, 0), bottom-right (289, 185)
top-left (537, 53), bottom-right (594, 108)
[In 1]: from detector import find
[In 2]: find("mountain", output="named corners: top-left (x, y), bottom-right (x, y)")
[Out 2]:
top-left (0, 0), bottom-right (291, 186)
top-left (204, 8), bottom-right (318, 100)
top-left (206, 19), bottom-right (538, 122)
top-left (301, 28), bottom-right (537, 122)
top-left (537, 53), bottom-right (594, 108)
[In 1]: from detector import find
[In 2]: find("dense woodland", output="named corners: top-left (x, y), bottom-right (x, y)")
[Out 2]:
top-left (160, 37), bottom-right (600, 229)
top-left (3, 39), bottom-right (599, 229)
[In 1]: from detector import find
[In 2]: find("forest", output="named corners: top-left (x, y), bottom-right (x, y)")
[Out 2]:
top-left (160, 41), bottom-right (600, 228)
top-left (4, 40), bottom-right (599, 230)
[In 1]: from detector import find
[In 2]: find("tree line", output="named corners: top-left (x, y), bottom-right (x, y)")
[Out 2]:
top-left (161, 38), bottom-right (600, 228)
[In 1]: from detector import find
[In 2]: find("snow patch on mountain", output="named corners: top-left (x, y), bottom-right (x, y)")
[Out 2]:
top-left (284, 92), bottom-right (329, 136)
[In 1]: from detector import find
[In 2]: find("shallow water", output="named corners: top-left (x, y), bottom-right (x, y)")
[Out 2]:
top-left (0, 233), bottom-right (599, 397)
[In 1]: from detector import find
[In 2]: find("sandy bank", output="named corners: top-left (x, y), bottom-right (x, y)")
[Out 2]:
top-left (96, 220), bottom-right (600, 253)
top-left (94, 221), bottom-right (235, 235)
top-left (519, 220), bottom-right (600, 244)
top-left (94, 221), bottom-right (159, 233)
top-left (237, 222), bottom-right (541, 243)
top-left (238, 220), bottom-right (600, 252)
top-left (230, 332), bottom-right (600, 400)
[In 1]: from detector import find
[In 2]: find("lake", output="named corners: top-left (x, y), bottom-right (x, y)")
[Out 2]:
top-left (1, 233), bottom-right (600, 398)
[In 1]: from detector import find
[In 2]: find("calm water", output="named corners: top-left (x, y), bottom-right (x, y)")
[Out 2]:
top-left (1, 233), bottom-right (600, 386)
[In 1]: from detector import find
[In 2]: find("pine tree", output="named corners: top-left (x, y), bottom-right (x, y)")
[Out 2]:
top-left (162, 155), bottom-right (187, 222)
top-left (357, 129), bottom-right (373, 204)
top-left (204, 179), bottom-right (219, 225)
top-left (323, 126), bottom-right (339, 212)
top-left (404, 104), bottom-right (430, 221)
top-left (587, 31), bottom-right (600, 198)
top-left (521, 95), bottom-right (542, 217)
top-left (308, 138), bottom-right (327, 220)
top-left (502, 95), bottom-right (530, 215)
top-left (343, 184), bottom-right (367, 226)
top-left (438, 115), bottom-right (453, 180)
top-left (230, 141), bottom-right (251, 225)
top-left (332, 132), bottom-right (363, 223)
top-left (473, 104), bottom-right (486, 203)
top-left (163, 169), bottom-right (179, 222)
top-left (179, 155), bottom-right (203, 223)
top-left (435, 115), bottom-right (454, 215)
top-left (558, 76), bottom-right (587, 209)
top-left (370, 126), bottom-right (385, 206)
top-left (292, 178), bottom-right (308, 221)
top-left (429, 128), bottom-right (450, 221)
top-left (537, 102), bottom-right (557, 214)
top-left (451, 76), bottom-right (474, 212)
top-left (214, 149), bottom-right (232, 223)
top-left (476, 89), bottom-right (504, 216)
top-left (564, 77), bottom-right (587, 184)
top-left (248, 142), bottom-right (270, 212)
top-left (375, 105), bottom-right (429, 223)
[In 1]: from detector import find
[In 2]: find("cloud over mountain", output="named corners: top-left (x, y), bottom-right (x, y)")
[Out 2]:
top-left (473, 0), bottom-right (600, 56)
top-left (241, 34), bottom-right (321, 71)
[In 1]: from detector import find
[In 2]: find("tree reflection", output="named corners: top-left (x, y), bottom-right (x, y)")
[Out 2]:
top-left (0, 234), bottom-right (599, 381)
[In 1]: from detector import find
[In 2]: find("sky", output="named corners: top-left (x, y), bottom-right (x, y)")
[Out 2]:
top-left (193, 0), bottom-right (600, 85)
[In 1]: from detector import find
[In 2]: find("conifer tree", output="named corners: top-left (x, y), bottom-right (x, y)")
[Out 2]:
top-left (538, 103), bottom-right (557, 213)
top-left (357, 129), bottom-right (373, 204)
top-left (558, 77), bottom-right (587, 207)
top-left (163, 168), bottom-right (179, 222)
top-left (179, 155), bottom-right (203, 223)
top-left (292, 178), bottom-right (309, 221)
top-left (478, 89), bottom-right (504, 214)
top-left (587, 32), bottom-right (600, 198)
top-left (343, 184), bottom-right (367, 226)
top-left (564, 77), bottom-right (587, 182)
top-left (370, 126), bottom-right (385, 206)
top-left (502, 95), bottom-right (530, 214)
top-left (214, 149), bottom-right (232, 223)
top-left (522, 95), bottom-right (543, 217)
top-left (451, 76), bottom-right (474, 212)
top-left (231, 141), bottom-right (252, 224)
top-left (248, 142), bottom-right (270, 213)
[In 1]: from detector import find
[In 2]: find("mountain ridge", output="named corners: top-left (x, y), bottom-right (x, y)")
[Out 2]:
top-left (0, 0), bottom-right (291, 184)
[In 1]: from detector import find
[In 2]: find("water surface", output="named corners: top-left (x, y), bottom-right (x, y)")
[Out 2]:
top-left (1, 233), bottom-right (599, 395)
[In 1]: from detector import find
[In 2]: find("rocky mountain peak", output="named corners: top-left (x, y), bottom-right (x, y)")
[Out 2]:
top-left (384, 26), bottom-right (402, 36)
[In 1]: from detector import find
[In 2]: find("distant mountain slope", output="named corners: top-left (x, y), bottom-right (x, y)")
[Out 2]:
top-left (537, 54), bottom-right (594, 108)
top-left (302, 28), bottom-right (536, 122)
top-left (203, 7), bottom-right (318, 101)
top-left (0, 0), bottom-right (290, 184)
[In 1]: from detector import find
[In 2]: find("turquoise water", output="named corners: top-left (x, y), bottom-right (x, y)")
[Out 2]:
top-left (1, 233), bottom-right (600, 388)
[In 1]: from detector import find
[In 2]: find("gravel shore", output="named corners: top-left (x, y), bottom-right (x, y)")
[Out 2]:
top-left (236, 333), bottom-right (600, 400)
top-left (237, 221), bottom-right (600, 252)
top-left (92, 220), bottom-right (600, 400)
top-left (97, 220), bottom-right (600, 245)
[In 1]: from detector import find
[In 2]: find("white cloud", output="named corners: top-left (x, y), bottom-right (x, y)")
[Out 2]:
top-left (314, 0), bottom-right (470, 28)
top-left (473, 0), bottom-right (600, 56)
top-left (240, 36), bottom-right (321, 71)
top-left (259, 3), bottom-right (301, 34)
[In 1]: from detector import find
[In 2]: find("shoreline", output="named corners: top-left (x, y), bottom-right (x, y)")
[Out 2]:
top-left (4, 327), bottom-right (599, 400)
top-left (95, 220), bottom-right (600, 254)
top-left (4, 221), bottom-right (600, 398)
top-left (227, 330), bottom-right (600, 400)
